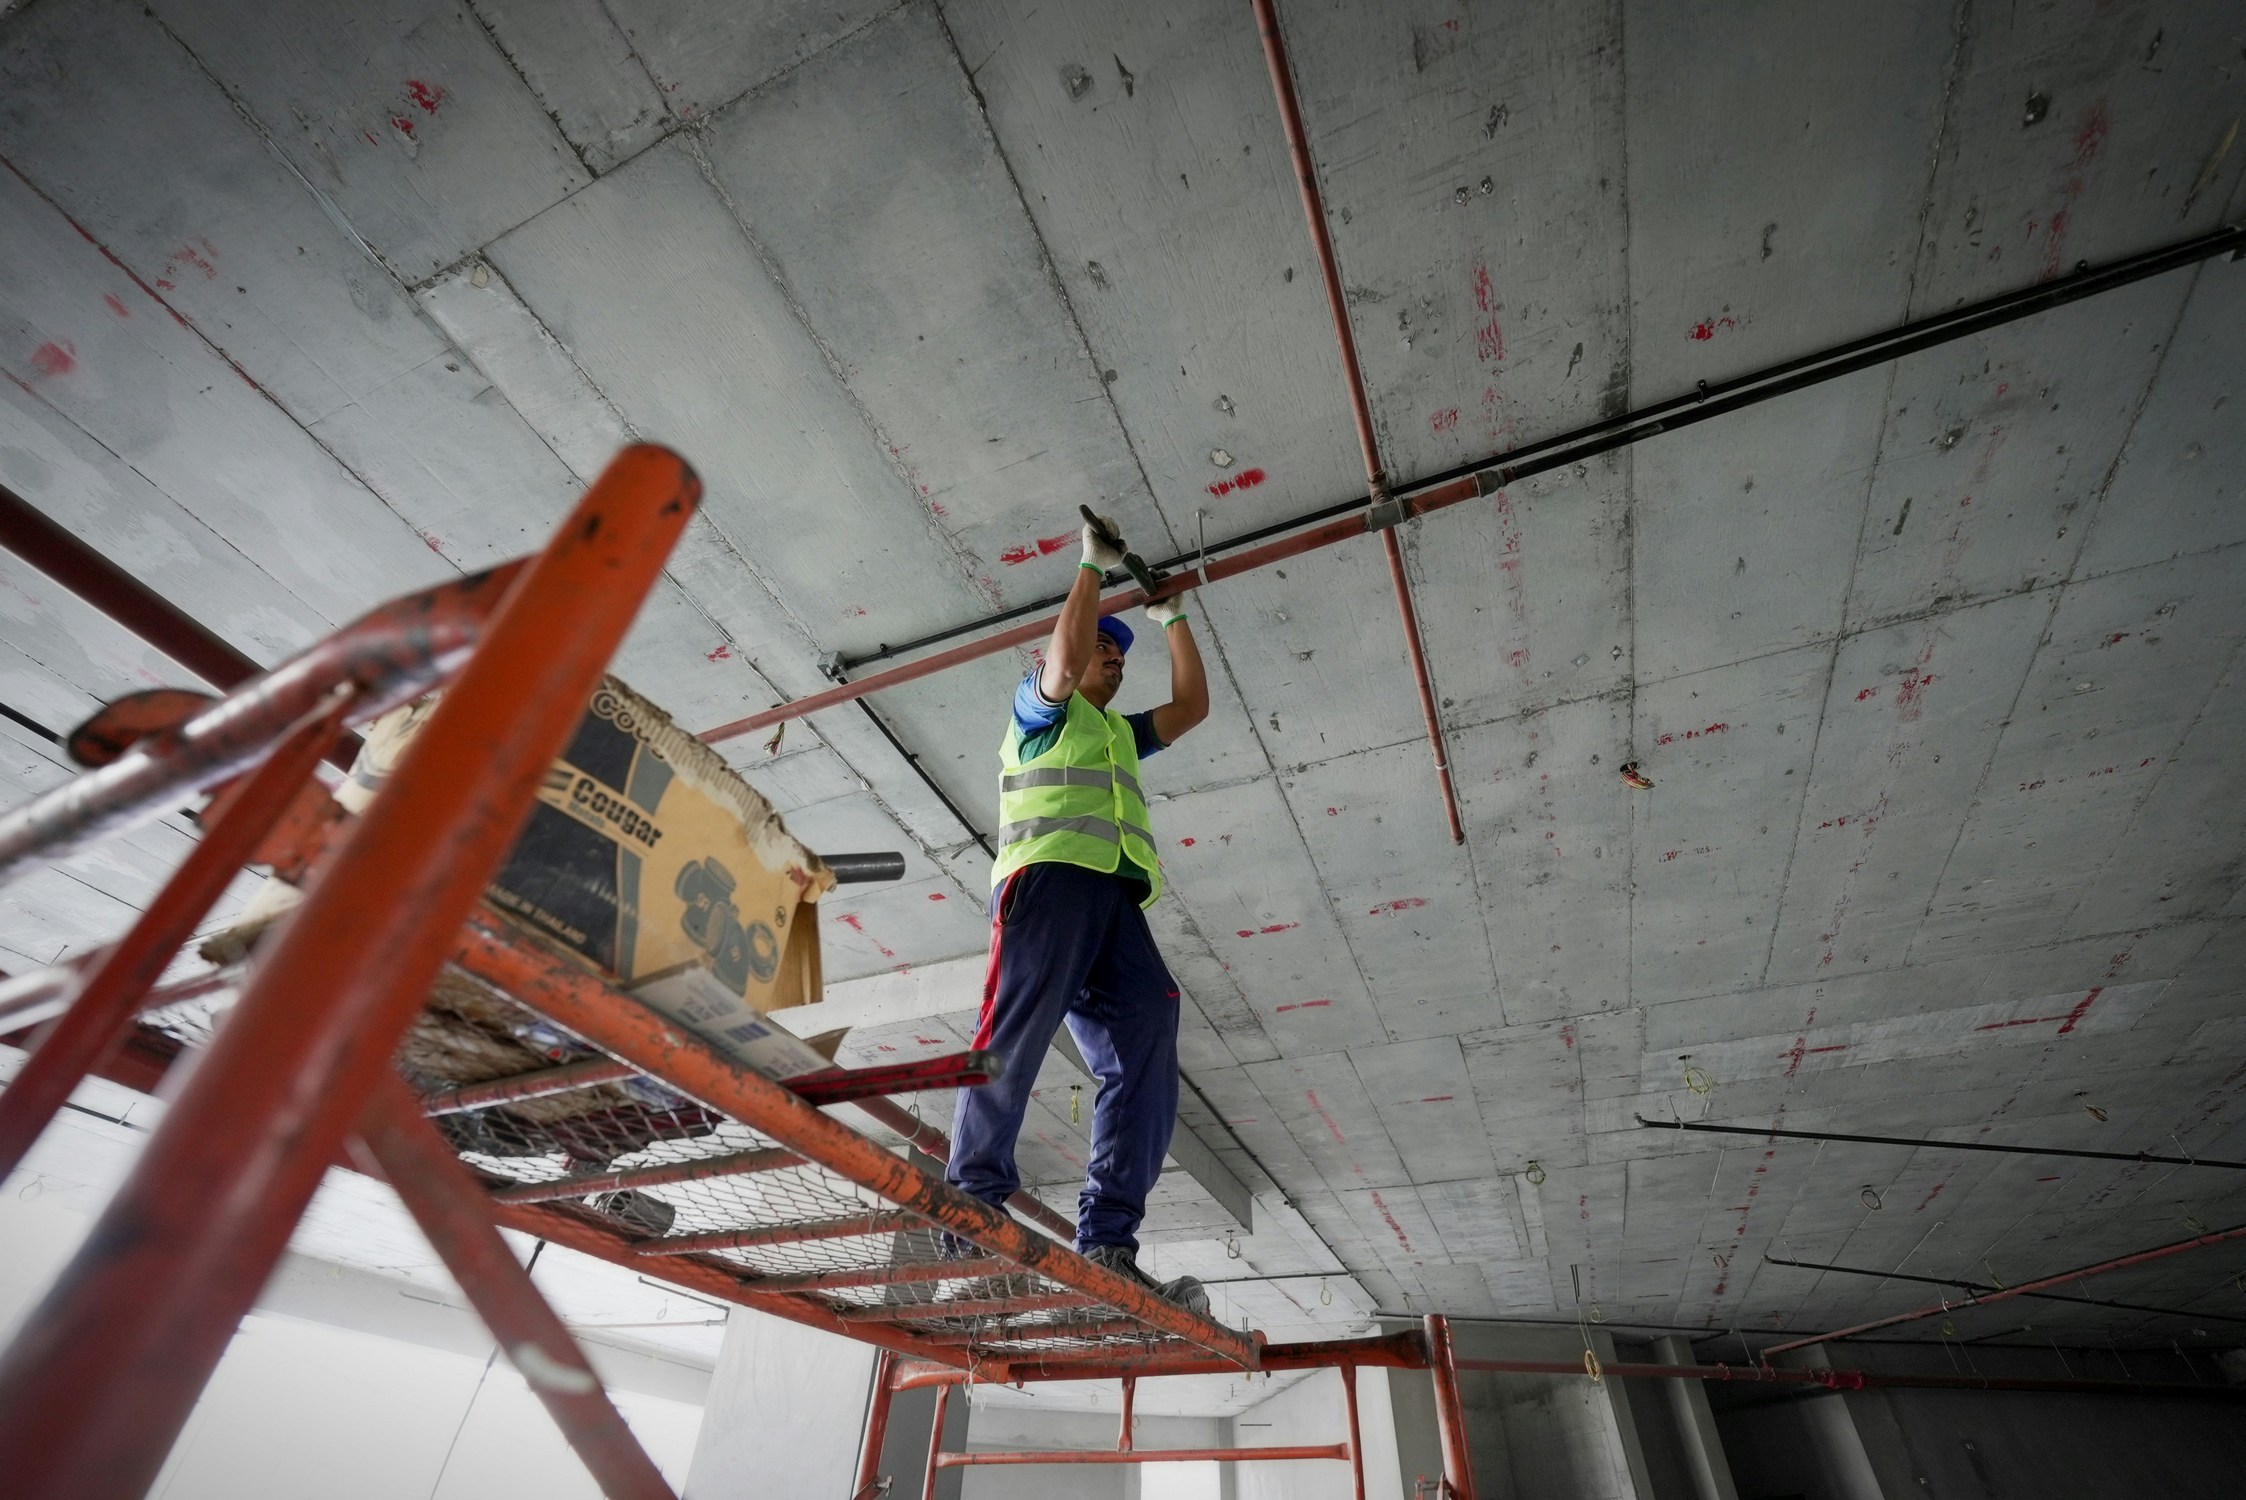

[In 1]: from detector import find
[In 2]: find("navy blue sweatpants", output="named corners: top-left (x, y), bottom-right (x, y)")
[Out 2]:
top-left (947, 861), bottom-right (1180, 1252)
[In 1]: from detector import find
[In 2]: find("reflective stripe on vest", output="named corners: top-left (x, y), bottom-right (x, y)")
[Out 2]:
top-left (1000, 766), bottom-right (1115, 794)
top-left (993, 692), bottom-right (1161, 907)
top-left (997, 813), bottom-right (1119, 848)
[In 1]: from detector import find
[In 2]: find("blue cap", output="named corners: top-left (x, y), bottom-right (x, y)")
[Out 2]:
top-left (1096, 616), bottom-right (1134, 655)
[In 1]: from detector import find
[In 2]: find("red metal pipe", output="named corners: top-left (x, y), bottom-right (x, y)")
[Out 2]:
top-left (854, 1350), bottom-right (899, 1500)
top-left (453, 911), bottom-right (1260, 1368)
top-left (635, 1209), bottom-right (920, 1258)
top-left (793, 1050), bottom-right (1000, 1107)
top-left (1380, 529), bottom-right (1465, 843)
top-left (894, 1329), bottom-right (1429, 1387)
top-left (1762, 1221), bottom-right (2246, 1357)
top-left (0, 556), bottom-right (527, 885)
top-left (937, 1445), bottom-right (1351, 1467)
top-left (421, 1056), bottom-right (638, 1115)
top-left (920, 1383), bottom-right (951, 1500)
top-left (697, 477), bottom-right (1479, 747)
top-left (1249, 0), bottom-right (1464, 845)
top-left (851, 1094), bottom-right (1078, 1242)
top-left (351, 1077), bottom-right (676, 1500)
top-left (0, 692), bottom-right (347, 1183)
top-left (1342, 1363), bottom-right (1366, 1500)
top-left (0, 445), bottom-right (699, 1500)
top-left (1424, 1315), bottom-right (1478, 1500)
top-left (0, 481), bottom-right (263, 695)
top-left (1119, 1375), bottom-right (1136, 1452)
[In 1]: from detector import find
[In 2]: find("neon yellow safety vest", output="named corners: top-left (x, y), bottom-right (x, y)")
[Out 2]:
top-left (994, 691), bottom-right (1161, 908)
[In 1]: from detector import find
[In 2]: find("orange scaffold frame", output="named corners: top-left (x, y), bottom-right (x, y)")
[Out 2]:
top-left (0, 445), bottom-right (1483, 1500)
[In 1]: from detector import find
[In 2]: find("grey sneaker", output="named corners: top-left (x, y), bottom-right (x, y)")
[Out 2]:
top-left (1082, 1243), bottom-right (1212, 1318)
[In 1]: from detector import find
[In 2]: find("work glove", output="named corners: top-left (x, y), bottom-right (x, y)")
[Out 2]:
top-left (1081, 513), bottom-right (1127, 571)
top-left (1146, 594), bottom-right (1190, 629)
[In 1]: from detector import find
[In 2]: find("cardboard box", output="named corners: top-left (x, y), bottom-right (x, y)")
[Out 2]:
top-left (341, 677), bottom-right (837, 1078)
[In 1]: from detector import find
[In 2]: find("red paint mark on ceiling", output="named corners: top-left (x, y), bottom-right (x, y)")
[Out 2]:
top-left (927, 892), bottom-right (946, 901)
top-left (1430, 408), bottom-right (1459, 433)
top-left (29, 341), bottom-right (75, 378)
top-left (998, 530), bottom-right (1075, 565)
top-left (1206, 466), bottom-right (1267, 499)
top-left (363, 131), bottom-right (379, 145)
top-left (169, 241), bottom-right (217, 281)
top-left (1304, 1089), bottom-right (1348, 1146)
top-left (1235, 922), bottom-right (1298, 938)
top-left (1178, 837), bottom-right (1195, 846)
top-left (1855, 687), bottom-right (1877, 701)
top-left (1471, 263), bottom-right (1504, 364)
top-left (1367, 898), bottom-right (1427, 915)
top-left (1368, 1189), bottom-right (1416, 1254)
top-left (102, 293), bottom-right (129, 318)
top-left (1558, 1024), bottom-right (1575, 1050)
top-left (154, 277), bottom-right (176, 290)
top-left (705, 643), bottom-right (731, 661)
top-left (417, 530), bottom-right (445, 556)
top-left (2041, 98), bottom-right (2110, 281)
top-left (1655, 722), bottom-right (1729, 746)
top-left (834, 911), bottom-right (895, 960)
top-left (1275, 999), bottom-right (1332, 1014)
top-left (1688, 315), bottom-right (1739, 341)
top-left (1419, 1095), bottom-right (1453, 1103)
top-left (1914, 1181), bottom-right (1945, 1213)
top-left (2037, 1175), bottom-right (2061, 1182)
top-left (1975, 987), bottom-right (2104, 1034)
top-left (390, 114), bottom-right (416, 136)
top-left (404, 78), bottom-right (447, 113)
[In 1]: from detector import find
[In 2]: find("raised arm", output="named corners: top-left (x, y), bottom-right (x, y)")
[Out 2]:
top-left (1037, 514), bottom-right (1125, 703)
top-left (1146, 596), bottom-right (1209, 746)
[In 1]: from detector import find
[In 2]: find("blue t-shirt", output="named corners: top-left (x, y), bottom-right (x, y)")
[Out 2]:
top-left (1010, 671), bottom-right (1166, 762)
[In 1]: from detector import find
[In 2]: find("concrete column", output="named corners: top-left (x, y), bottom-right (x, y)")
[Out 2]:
top-left (1649, 1336), bottom-right (1741, 1500)
top-left (682, 1307), bottom-right (881, 1498)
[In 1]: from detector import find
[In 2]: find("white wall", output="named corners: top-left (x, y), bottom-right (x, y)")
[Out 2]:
top-left (2, 1183), bottom-right (702, 1497)
top-left (1231, 1366), bottom-right (1403, 1500)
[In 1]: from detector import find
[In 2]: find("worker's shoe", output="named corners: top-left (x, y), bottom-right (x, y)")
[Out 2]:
top-left (1082, 1243), bottom-right (1213, 1319)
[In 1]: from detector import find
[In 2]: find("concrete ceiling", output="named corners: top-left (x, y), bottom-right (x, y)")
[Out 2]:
top-left (4, 0), bottom-right (2245, 1379)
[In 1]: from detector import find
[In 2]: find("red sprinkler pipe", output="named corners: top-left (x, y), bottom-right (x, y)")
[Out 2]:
top-left (919, 1383), bottom-right (951, 1500)
top-left (0, 445), bottom-right (700, 1500)
top-left (1248, 0), bottom-right (1463, 844)
top-left (1762, 1221), bottom-right (2246, 1356)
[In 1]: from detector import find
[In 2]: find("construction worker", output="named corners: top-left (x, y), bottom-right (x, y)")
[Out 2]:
top-left (947, 512), bottom-right (1212, 1314)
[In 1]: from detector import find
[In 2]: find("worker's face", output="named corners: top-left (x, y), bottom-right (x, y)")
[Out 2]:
top-left (1083, 632), bottom-right (1125, 706)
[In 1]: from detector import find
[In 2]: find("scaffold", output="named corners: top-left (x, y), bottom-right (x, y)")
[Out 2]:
top-left (0, 445), bottom-right (1483, 1500)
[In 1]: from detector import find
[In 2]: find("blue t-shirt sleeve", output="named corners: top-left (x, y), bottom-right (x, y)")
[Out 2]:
top-left (1011, 670), bottom-right (1065, 738)
top-left (1009, 672), bottom-right (1164, 760)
